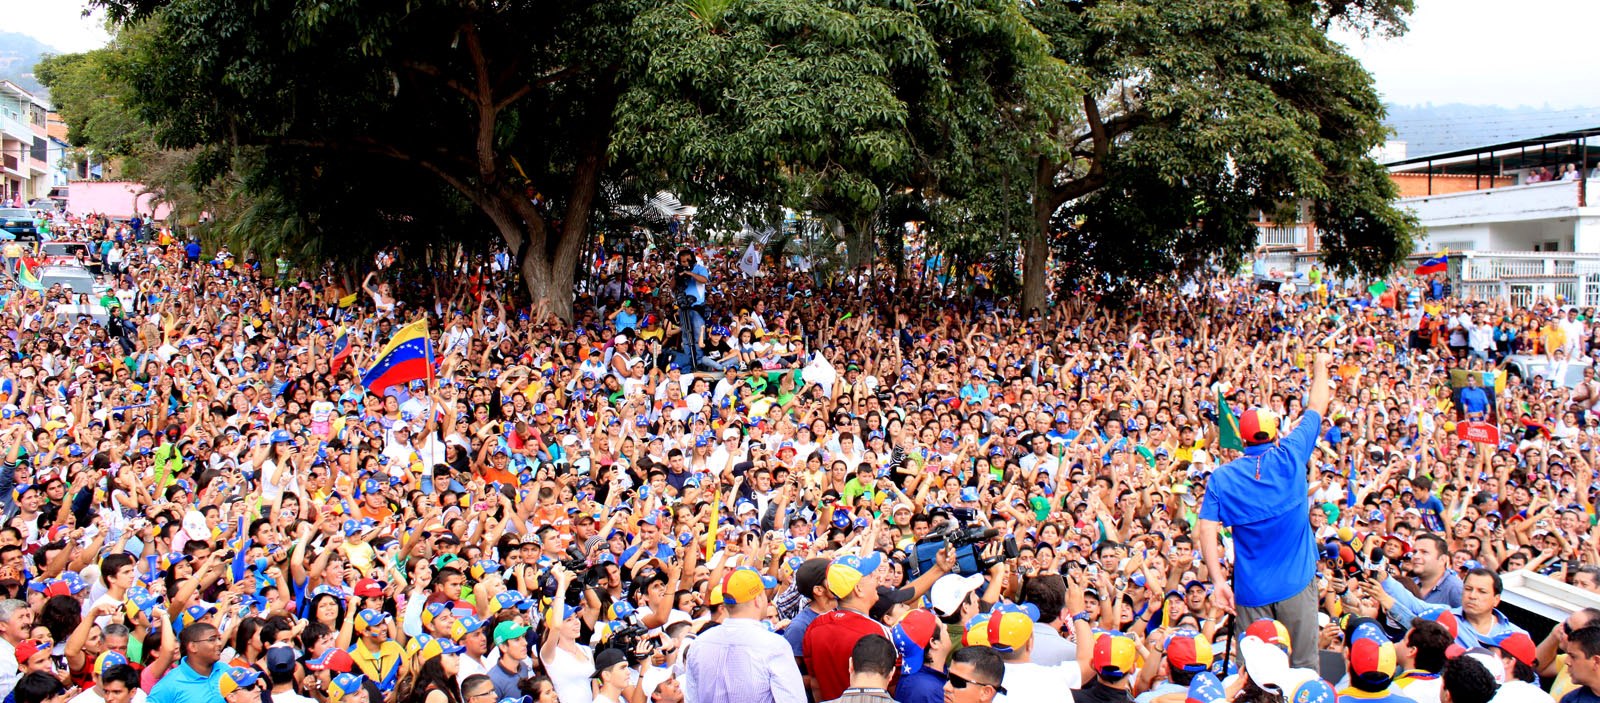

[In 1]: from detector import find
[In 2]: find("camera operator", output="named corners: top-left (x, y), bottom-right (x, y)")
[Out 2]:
top-left (672, 248), bottom-right (710, 371)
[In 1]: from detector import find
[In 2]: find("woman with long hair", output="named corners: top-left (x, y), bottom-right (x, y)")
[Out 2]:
top-left (540, 568), bottom-right (594, 703)
top-left (400, 648), bottom-right (462, 703)
top-left (307, 592), bottom-right (346, 632)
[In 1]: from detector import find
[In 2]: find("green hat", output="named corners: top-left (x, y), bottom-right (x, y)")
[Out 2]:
top-left (493, 620), bottom-right (531, 645)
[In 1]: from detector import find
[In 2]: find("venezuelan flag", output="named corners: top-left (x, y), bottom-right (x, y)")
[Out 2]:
top-left (329, 327), bottom-right (352, 374)
top-left (14, 258), bottom-right (41, 291)
top-left (361, 319), bottom-right (434, 395)
top-left (1413, 255), bottom-right (1448, 275)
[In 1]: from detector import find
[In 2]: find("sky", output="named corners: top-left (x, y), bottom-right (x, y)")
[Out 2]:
top-left (0, 0), bottom-right (110, 54)
top-left (1330, 0), bottom-right (1597, 109)
top-left (1, 0), bottom-right (1595, 110)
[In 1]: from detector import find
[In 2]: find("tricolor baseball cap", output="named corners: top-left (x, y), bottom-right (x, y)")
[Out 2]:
top-left (219, 666), bottom-right (263, 696)
top-left (1239, 408), bottom-right (1280, 445)
top-left (890, 609), bottom-right (940, 675)
top-left (1092, 631), bottom-right (1138, 680)
top-left (1348, 618), bottom-right (1398, 683)
top-left (1165, 630), bottom-right (1215, 673)
top-left (825, 552), bottom-right (883, 598)
top-left (1185, 671), bottom-right (1227, 703)
top-left (452, 615), bottom-right (487, 640)
top-left (93, 651), bottom-right (129, 678)
top-left (1484, 631), bottom-right (1538, 668)
top-left (1419, 607), bottom-right (1459, 640)
top-left (979, 604), bottom-right (1034, 653)
top-left (422, 601), bottom-right (451, 626)
top-left (720, 567), bottom-right (777, 605)
top-left (328, 673), bottom-right (367, 703)
top-left (418, 637), bottom-right (466, 661)
top-left (178, 604), bottom-right (217, 633)
top-left (355, 609), bottom-right (391, 634)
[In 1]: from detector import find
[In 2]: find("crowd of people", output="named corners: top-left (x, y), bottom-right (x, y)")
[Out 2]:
top-left (0, 210), bottom-right (1598, 703)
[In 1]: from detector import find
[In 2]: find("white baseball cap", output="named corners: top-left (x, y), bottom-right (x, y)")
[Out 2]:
top-left (929, 573), bottom-right (985, 617)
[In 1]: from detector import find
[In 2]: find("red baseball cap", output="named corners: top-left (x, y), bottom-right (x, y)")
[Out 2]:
top-left (1245, 618), bottom-right (1291, 652)
top-left (14, 639), bottom-right (44, 667)
top-left (354, 578), bottom-right (386, 599)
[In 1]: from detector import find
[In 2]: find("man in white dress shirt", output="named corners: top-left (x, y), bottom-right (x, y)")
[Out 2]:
top-left (683, 567), bottom-right (806, 703)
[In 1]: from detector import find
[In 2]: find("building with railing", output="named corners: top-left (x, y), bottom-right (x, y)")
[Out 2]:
top-left (1251, 126), bottom-right (1600, 304)
top-left (1383, 126), bottom-right (1600, 304)
top-left (0, 81), bottom-right (58, 207)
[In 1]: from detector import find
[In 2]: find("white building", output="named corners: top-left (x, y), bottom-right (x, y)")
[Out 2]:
top-left (0, 81), bottom-right (60, 207)
top-left (1381, 127), bottom-right (1600, 305)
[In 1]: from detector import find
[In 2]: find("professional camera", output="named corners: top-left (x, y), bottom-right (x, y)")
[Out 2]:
top-left (608, 615), bottom-right (653, 665)
top-left (905, 506), bottom-right (1019, 578)
top-left (538, 558), bottom-right (593, 606)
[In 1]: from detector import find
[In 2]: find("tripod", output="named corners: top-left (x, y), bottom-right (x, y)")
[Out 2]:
top-left (676, 293), bottom-right (705, 373)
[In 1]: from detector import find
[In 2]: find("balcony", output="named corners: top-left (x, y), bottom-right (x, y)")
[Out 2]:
top-left (1398, 178), bottom-right (1591, 227)
top-left (1444, 251), bottom-right (1600, 307)
top-left (1257, 224), bottom-right (1309, 248)
top-left (0, 113), bottom-right (30, 143)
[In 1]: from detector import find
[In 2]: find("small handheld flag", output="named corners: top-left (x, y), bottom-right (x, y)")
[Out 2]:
top-left (14, 258), bottom-right (41, 291)
top-left (1216, 390), bottom-right (1243, 451)
top-left (330, 327), bottom-right (352, 375)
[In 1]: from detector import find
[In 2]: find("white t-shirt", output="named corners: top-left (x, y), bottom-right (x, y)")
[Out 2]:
top-left (548, 645), bottom-right (595, 703)
top-left (1492, 681), bottom-right (1554, 703)
top-left (1399, 676), bottom-right (1441, 703)
top-left (996, 661), bottom-right (1082, 703)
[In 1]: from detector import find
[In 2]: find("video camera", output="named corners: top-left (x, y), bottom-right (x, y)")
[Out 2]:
top-left (905, 507), bottom-right (1019, 578)
top-left (538, 558), bottom-right (602, 606)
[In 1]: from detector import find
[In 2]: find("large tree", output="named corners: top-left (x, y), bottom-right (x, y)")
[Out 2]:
top-left (1012, 0), bottom-right (1417, 309)
top-left (92, 0), bottom-right (651, 321)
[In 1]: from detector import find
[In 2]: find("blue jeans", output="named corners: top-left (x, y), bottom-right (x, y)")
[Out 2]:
top-left (681, 306), bottom-right (705, 370)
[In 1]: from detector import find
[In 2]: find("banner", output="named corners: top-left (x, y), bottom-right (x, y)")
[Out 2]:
top-left (1456, 421), bottom-right (1500, 445)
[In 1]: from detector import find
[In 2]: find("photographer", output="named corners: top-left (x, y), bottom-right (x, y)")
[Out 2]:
top-left (671, 248), bottom-right (710, 372)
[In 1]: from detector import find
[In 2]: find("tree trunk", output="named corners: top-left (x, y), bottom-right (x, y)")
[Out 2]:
top-left (1022, 202), bottom-right (1052, 314)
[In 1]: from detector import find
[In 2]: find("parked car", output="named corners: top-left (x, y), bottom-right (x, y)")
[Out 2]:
top-left (36, 265), bottom-right (109, 296)
top-left (1504, 353), bottom-right (1593, 388)
top-left (0, 209), bottom-right (42, 241)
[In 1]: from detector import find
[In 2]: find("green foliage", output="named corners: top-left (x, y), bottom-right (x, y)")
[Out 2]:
top-left (79, 0), bottom-right (1415, 312)
top-left (34, 24), bottom-right (161, 176)
top-left (1021, 0), bottom-right (1416, 299)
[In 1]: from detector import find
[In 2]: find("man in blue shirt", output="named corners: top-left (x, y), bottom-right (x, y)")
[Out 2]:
top-left (891, 609), bottom-right (949, 703)
top-left (1562, 626), bottom-right (1600, 703)
top-left (149, 623), bottom-right (228, 703)
top-left (1458, 374), bottom-right (1490, 420)
top-left (1199, 352), bottom-right (1332, 670)
top-left (1379, 567), bottom-right (1526, 650)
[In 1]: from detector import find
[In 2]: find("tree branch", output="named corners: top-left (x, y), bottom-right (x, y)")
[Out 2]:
top-left (493, 84), bottom-right (533, 113)
top-left (1048, 97), bottom-right (1154, 210)
top-left (399, 61), bottom-right (474, 101)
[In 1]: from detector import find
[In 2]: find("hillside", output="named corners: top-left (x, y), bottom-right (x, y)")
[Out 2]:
top-left (0, 31), bottom-right (55, 97)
